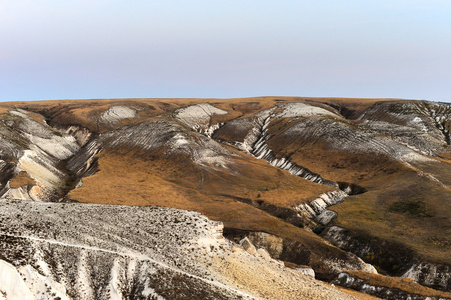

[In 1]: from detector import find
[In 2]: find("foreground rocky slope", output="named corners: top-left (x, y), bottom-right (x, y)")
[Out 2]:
top-left (0, 199), bottom-right (361, 300)
top-left (0, 97), bottom-right (450, 298)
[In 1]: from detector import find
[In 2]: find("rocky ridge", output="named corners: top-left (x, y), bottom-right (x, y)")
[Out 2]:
top-left (335, 272), bottom-right (451, 300)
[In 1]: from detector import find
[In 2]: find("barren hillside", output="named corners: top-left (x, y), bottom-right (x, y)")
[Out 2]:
top-left (0, 97), bottom-right (450, 299)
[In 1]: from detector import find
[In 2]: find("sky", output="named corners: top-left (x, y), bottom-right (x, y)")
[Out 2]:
top-left (1, 0), bottom-right (451, 102)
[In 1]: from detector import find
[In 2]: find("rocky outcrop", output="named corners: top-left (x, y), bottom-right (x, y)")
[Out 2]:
top-left (403, 263), bottom-right (451, 292)
top-left (425, 102), bottom-right (451, 145)
top-left (175, 103), bottom-right (227, 134)
top-left (239, 237), bottom-right (283, 264)
top-left (248, 115), bottom-right (337, 187)
top-left (66, 139), bottom-right (102, 178)
top-left (322, 226), bottom-right (451, 292)
top-left (65, 125), bottom-right (92, 146)
top-left (296, 266), bottom-right (316, 278)
top-left (225, 230), bottom-right (376, 281)
top-left (335, 272), bottom-right (451, 300)
top-left (294, 190), bottom-right (348, 226)
top-left (0, 110), bottom-right (85, 201)
top-left (240, 237), bottom-right (259, 256)
top-left (358, 101), bottom-right (451, 149)
top-left (100, 105), bottom-right (137, 125)
top-left (322, 226), bottom-right (415, 276)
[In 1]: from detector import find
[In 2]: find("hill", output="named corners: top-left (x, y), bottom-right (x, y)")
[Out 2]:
top-left (0, 97), bottom-right (450, 299)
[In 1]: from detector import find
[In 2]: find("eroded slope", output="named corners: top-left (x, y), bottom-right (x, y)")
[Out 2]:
top-left (0, 199), bottom-right (361, 300)
top-left (1, 96), bottom-right (450, 297)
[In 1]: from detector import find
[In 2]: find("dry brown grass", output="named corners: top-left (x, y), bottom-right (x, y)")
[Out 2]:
top-left (0, 107), bottom-right (9, 114)
top-left (288, 145), bottom-right (403, 184)
top-left (437, 152), bottom-right (451, 161)
top-left (346, 270), bottom-right (451, 299)
top-left (68, 150), bottom-right (350, 268)
top-left (409, 159), bottom-right (451, 188)
top-left (16, 110), bottom-right (48, 125)
top-left (69, 149), bottom-right (330, 218)
top-left (9, 171), bottom-right (36, 188)
top-left (337, 287), bottom-right (382, 300)
top-left (334, 168), bottom-right (451, 264)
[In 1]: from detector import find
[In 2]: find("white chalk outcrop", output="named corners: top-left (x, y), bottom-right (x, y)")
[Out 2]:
top-left (175, 103), bottom-right (227, 127)
top-left (0, 110), bottom-right (83, 201)
top-left (239, 237), bottom-right (283, 265)
top-left (175, 103), bottom-right (228, 137)
top-left (100, 106), bottom-right (137, 124)
top-left (294, 190), bottom-right (349, 225)
top-left (275, 102), bottom-right (340, 119)
top-left (97, 119), bottom-right (233, 168)
top-left (0, 260), bottom-right (34, 300)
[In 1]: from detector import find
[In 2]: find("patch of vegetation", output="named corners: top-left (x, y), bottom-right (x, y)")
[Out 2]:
top-left (389, 199), bottom-right (431, 217)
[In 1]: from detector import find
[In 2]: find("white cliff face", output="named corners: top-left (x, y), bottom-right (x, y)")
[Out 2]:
top-left (275, 102), bottom-right (341, 119)
top-left (16, 264), bottom-right (70, 300)
top-left (0, 110), bottom-right (83, 201)
top-left (18, 150), bottom-right (64, 187)
top-left (15, 115), bottom-right (81, 160)
top-left (175, 103), bottom-right (228, 128)
top-left (0, 199), bottom-right (359, 300)
top-left (15, 118), bottom-right (80, 161)
top-left (294, 191), bottom-right (348, 225)
top-left (2, 148), bottom-right (67, 201)
top-left (25, 134), bottom-right (79, 160)
top-left (175, 103), bottom-right (228, 138)
top-left (0, 260), bottom-right (34, 300)
top-left (100, 106), bottom-right (137, 124)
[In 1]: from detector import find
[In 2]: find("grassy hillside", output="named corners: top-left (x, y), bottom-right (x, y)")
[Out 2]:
top-left (1, 96), bottom-right (450, 296)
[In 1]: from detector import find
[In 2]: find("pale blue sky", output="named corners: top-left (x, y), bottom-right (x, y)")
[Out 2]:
top-left (1, 0), bottom-right (450, 102)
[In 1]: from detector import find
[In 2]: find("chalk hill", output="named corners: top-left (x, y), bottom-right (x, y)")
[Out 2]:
top-left (0, 97), bottom-right (450, 299)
